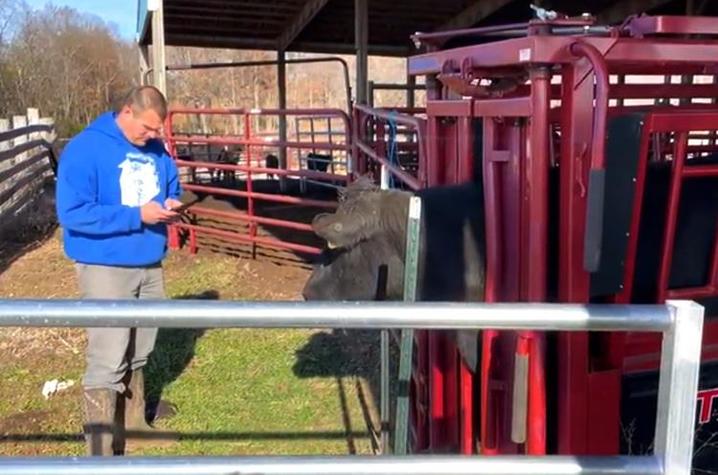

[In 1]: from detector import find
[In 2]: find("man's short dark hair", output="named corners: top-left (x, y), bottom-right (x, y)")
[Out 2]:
top-left (118, 86), bottom-right (168, 120)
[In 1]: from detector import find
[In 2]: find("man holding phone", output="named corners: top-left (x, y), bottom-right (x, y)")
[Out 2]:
top-left (56, 86), bottom-right (182, 455)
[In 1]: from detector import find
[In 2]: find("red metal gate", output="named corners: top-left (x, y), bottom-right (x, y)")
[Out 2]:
top-left (163, 107), bottom-right (351, 259)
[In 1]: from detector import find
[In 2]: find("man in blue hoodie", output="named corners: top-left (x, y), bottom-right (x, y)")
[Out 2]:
top-left (56, 86), bottom-right (182, 455)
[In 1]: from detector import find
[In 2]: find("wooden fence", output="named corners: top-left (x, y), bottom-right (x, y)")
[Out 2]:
top-left (0, 108), bottom-right (57, 223)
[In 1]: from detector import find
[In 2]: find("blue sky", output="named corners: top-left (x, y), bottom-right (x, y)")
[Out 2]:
top-left (24, 0), bottom-right (138, 40)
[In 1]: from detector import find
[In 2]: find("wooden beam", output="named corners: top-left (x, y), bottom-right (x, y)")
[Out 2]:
top-left (166, 14), bottom-right (286, 26)
top-left (165, 32), bottom-right (278, 50)
top-left (168, 0), bottom-right (296, 11)
top-left (277, 0), bottom-right (331, 51)
top-left (597, 0), bottom-right (674, 24)
top-left (165, 6), bottom-right (290, 20)
top-left (435, 0), bottom-right (514, 32)
top-left (165, 23), bottom-right (280, 37)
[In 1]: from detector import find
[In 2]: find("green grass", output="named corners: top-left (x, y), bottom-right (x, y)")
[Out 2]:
top-left (0, 247), bottom-right (380, 456)
top-left (143, 328), bottom-right (377, 455)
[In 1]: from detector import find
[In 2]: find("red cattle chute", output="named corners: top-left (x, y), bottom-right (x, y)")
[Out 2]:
top-left (388, 13), bottom-right (718, 460)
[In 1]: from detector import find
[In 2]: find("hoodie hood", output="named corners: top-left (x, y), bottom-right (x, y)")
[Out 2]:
top-left (86, 111), bottom-right (129, 145)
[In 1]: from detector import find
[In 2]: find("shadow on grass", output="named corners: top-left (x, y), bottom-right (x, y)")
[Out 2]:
top-left (292, 329), bottom-right (384, 454)
top-left (143, 290), bottom-right (218, 421)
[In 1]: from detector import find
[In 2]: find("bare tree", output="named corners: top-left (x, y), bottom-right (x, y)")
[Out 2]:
top-left (1, 4), bottom-right (135, 136)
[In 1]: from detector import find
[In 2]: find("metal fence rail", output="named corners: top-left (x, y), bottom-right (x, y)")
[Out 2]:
top-left (0, 299), bottom-right (703, 475)
top-left (0, 300), bottom-right (674, 331)
top-left (0, 454), bottom-right (662, 475)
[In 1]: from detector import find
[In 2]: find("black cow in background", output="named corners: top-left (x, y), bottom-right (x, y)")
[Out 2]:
top-left (305, 152), bottom-right (332, 173)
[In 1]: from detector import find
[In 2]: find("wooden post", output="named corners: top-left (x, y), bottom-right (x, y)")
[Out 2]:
top-left (0, 118), bottom-right (9, 166)
top-left (12, 115), bottom-right (27, 168)
top-left (39, 117), bottom-right (56, 178)
top-left (6, 114), bottom-right (28, 212)
top-left (0, 119), bottom-right (9, 193)
top-left (26, 108), bottom-right (43, 183)
top-left (150, 0), bottom-right (167, 96)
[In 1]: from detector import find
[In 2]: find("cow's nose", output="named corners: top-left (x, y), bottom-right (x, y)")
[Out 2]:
top-left (301, 283), bottom-right (314, 301)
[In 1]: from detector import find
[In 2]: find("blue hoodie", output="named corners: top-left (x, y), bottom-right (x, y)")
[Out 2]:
top-left (56, 111), bottom-right (181, 267)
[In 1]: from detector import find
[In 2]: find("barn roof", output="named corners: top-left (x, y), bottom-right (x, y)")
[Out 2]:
top-left (136, 0), bottom-right (713, 57)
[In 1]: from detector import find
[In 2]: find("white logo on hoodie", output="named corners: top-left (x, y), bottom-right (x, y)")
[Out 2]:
top-left (118, 153), bottom-right (160, 207)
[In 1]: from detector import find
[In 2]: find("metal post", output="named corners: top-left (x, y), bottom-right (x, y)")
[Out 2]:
top-left (379, 152), bottom-right (396, 454)
top-left (277, 49), bottom-right (288, 193)
top-left (653, 300), bottom-right (704, 475)
top-left (380, 165), bottom-right (390, 189)
top-left (355, 0), bottom-right (369, 105)
top-left (380, 328), bottom-right (391, 454)
top-left (149, 0), bottom-right (167, 96)
top-left (395, 196), bottom-right (422, 455)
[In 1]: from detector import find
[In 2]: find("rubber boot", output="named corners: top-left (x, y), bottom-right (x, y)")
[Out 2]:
top-left (82, 388), bottom-right (117, 456)
top-left (122, 369), bottom-right (176, 452)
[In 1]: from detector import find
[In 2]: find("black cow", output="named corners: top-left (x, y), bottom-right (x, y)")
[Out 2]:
top-left (302, 176), bottom-right (485, 368)
top-left (303, 176), bottom-right (485, 302)
top-left (264, 153), bottom-right (279, 179)
top-left (263, 152), bottom-right (331, 179)
top-left (305, 152), bottom-right (332, 173)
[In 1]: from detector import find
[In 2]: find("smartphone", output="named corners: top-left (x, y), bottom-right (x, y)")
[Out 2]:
top-left (169, 198), bottom-right (201, 213)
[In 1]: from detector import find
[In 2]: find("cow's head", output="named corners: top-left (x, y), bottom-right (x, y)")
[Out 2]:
top-left (302, 177), bottom-right (411, 301)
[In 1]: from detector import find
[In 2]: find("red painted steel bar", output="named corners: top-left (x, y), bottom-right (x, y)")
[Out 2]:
top-left (657, 132), bottom-right (689, 303)
top-left (355, 141), bottom-right (421, 191)
top-left (188, 206), bottom-right (315, 232)
top-left (524, 66), bottom-right (551, 456)
top-left (175, 222), bottom-right (321, 255)
top-left (174, 159), bottom-right (349, 183)
top-left (568, 41), bottom-right (609, 172)
top-left (171, 135), bottom-right (349, 153)
top-left (181, 183), bottom-right (337, 209)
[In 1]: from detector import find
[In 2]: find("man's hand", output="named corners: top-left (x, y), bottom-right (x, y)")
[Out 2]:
top-left (164, 198), bottom-right (183, 211)
top-left (140, 201), bottom-right (179, 225)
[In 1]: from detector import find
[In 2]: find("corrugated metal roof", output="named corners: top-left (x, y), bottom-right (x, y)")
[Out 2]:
top-left (136, 0), bottom-right (705, 56)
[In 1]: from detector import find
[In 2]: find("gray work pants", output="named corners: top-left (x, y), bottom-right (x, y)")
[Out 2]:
top-left (75, 263), bottom-right (165, 393)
